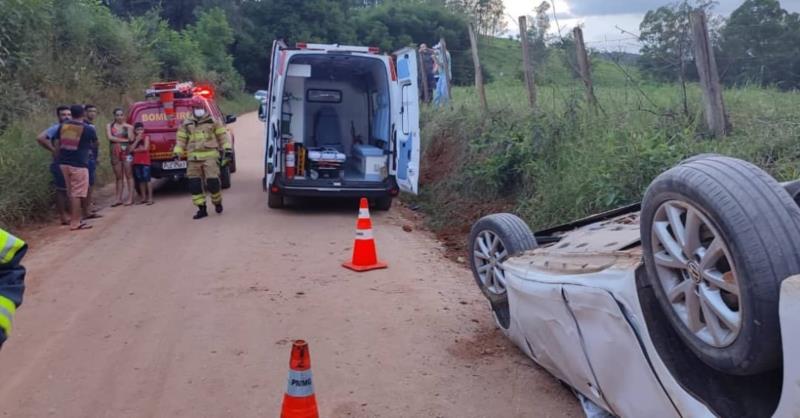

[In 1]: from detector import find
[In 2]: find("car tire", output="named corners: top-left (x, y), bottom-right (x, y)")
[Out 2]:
top-left (680, 153), bottom-right (724, 165)
top-left (373, 197), bottom-right (392, 211)
top-left (641, 156), bottom-right (800, 375)
top-left (220, 165), bottom-right (232, 189)
top-left (267, 189), bottom-right (284, 209)
top-left (469, 213), bottom-right (538, 329)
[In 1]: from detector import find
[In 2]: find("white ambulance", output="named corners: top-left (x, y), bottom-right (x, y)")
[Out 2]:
top-left (261, 41), bottom-right (421, 210)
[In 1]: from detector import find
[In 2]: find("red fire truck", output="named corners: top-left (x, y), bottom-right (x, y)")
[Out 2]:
top-left (128, 82), bottom-right (238, 188)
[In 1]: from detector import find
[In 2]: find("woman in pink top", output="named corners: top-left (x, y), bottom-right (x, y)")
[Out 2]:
top-left (106, 108), bottom-right (133, 206)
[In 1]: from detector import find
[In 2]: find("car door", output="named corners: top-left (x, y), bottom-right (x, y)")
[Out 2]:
top-left (392, 47), bottom-right (421, 195)
top-left (265, 40), bottom-right (287, 188)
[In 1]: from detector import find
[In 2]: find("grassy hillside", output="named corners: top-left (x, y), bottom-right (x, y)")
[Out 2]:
top-left (415, 46), bottom-right (800, 248)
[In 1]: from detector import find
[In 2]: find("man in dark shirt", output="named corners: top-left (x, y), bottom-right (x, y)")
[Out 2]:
top-left (83, 104), bottom-right (101, 219)
top-left (54, 105), bottom-right (98, 231)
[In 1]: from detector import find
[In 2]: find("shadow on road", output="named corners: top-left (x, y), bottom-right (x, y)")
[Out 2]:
top-left (280, 197), bottom-right (370, 214)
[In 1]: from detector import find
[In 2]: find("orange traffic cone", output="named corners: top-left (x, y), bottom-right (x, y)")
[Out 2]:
top-left (343, 198), bottom-right (388, 272)
top-left (281, 340), bottom-right (319, 418)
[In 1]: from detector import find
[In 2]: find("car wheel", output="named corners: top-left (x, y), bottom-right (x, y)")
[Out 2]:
top-left (641, 156), bottom-right (800, 375)
top-left (220, 165), bottom-right (232, 189)
top-left (373, 197), bottom-right (392, 211)
top-left (469, 214), bottom-right (538, 329)
top-left (267, 189), bottom-right (284, 209)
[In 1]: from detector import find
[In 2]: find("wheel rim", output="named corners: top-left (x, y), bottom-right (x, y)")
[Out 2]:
top-left (473, 230), bottom-right (510, 295)
top-left (651, 200), bottom-right (742, 347)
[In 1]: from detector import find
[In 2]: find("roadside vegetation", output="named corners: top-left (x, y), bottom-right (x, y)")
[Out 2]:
top-left (0, 1), bottom-right (252, 228)
top-left (415, 0), bottom-right (800, 248)
top-left (0, 0), bottom-right (486, 228)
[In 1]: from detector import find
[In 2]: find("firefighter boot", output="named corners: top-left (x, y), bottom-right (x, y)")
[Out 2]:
top-left (207, 177), bottom-right (223, 215)
top-left (193, 205), bottom-right (208, 220)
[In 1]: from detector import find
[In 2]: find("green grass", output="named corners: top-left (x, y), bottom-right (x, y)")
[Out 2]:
top-left (417, 60), bottom-right (800, 234)
top-left (478, 36), bottom-right (523, 83)
top-left (219, 92), bottom-right (261, 117)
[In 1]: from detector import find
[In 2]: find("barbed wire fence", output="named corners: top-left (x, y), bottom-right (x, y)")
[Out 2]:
top-left (447, 3), bottom-right (733, 137)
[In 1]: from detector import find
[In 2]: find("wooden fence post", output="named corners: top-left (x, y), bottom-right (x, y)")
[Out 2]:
top-left (518, 16), bottom-right (537, 110)
top-left (691, 10), bottom-right (730, 136)
top-left (439, 37), bottom-right (452, 100)
top-left (468, 23), bottom-right (488, 114)
top-left (573, 27), bottom-right (597, 108)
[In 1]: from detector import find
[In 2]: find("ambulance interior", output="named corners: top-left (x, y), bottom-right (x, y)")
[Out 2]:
top-left (280, 54), bottom-right (391, 182)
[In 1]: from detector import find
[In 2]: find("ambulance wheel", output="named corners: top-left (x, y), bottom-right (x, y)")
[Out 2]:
top-left (268, 189), bottom-right (284, 209)
top-left (469, 214), bottom-right (537, 329)
top-left (642, 155), bottom-right (800, 375)
top-left (374, 197), bottom-right (392, 211)
top-left (220, 166), bottom-right (232, 189)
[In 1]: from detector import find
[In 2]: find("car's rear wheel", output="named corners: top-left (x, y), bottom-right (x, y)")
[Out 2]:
top-left (469, 214), bottom-right (537, 329)
top-left (641, 156), bottom-right (800, 375)
top-left (267, 189), bottom-right (284, 209)
top-left (373, 197), bottom-right (392, 211)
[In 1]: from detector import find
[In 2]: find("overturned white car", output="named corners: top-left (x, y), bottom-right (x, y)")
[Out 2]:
top-left (469, 155), bottom-right (800, 417)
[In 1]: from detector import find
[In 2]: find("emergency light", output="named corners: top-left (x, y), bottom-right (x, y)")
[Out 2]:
top-left (192, 85), bottom-right (215, 99)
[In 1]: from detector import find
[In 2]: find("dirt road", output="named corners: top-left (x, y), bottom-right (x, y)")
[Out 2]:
top-left (0, 113), bottom-right (580, 418)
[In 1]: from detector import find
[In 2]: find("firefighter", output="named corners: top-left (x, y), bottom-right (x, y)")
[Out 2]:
top-left (174, 100), bottom-right (232, 219)
top-left (0, 229), bottom-right (27, 350)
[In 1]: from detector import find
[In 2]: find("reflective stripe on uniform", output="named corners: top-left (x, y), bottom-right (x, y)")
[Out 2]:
top-left (189, 150), bottom-right (219, 160)
top-left (192, 194), bottom-right (206, 206)
top-left (0, 230), bottom-right (24, 264)
top-left (286, 369), bottom-right (314, 397)
top-left (0, 296), bottom-right (16, 336)
top-left (355, 229), bottom-right (373, 240)
top-left (215, 127), bottom-right (227, 135)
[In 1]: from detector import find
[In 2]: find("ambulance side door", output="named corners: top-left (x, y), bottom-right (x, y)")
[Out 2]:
top-left (391, 48), bottom-right (421, 195)
top-left (265, 40), bottom-right (287, 189)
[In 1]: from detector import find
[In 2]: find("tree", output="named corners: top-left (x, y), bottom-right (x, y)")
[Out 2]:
top-left (522, 1), bottom-right (551, 69)
top-left (718, 0), bottom-right (800, 89)
top-left (352, 1), bottom-right (474, 85)
top-left (231, 0), bottom-right (358, 89)
top-left (638, 1), bottom-right (715, 115)
top-left (446, 0), bottom-right (505, 37)
top-left (187, 7), bottom-right (244, 94)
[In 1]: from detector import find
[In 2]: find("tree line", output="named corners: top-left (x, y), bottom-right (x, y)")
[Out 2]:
top-left (639, 0), bottom-right (800, 90)
top-left (102, 0), bottom-right (509, 89)
top-left (0, 0), bottom-right (508, 131)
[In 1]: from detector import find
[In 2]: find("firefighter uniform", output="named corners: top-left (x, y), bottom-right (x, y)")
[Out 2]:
top-left (174, 112), bottom-right (232, 218)
top-left (0, 229), bottom-right (26, 348)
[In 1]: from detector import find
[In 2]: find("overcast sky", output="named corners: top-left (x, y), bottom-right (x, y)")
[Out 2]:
top-left (503, 0), bottom-right (800, 52)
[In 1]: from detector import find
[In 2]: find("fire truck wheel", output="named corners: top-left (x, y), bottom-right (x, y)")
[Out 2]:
top-left (220, 166), bottom-right (231, 190)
